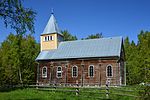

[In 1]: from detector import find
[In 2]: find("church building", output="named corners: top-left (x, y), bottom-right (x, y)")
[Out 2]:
top-left (36, 13), bottom-right (126, 86)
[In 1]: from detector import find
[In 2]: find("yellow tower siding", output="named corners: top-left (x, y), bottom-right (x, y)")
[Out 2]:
top-left (41, 33), bottom-right (58, 51)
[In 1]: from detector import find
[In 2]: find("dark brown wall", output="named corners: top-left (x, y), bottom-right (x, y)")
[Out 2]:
top-left (37, 58), bottom-right (125, 86)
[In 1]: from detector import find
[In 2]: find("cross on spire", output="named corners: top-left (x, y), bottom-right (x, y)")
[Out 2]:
top-left (51, 8), bottom-right (54, 14)
top-left (42, 9), bottom-right (61, 35)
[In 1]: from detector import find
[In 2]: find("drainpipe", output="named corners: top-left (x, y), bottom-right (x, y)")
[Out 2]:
top-left (36, 62), bottom-right (39, 85)
top-left (65, 61), bottom-right (68, 86)
top-left (116, 60), bottom-right (119, 86)
top-left (50, 61), bottom-right (54, 85)
top-left (124, 62), bottom-right (126, 86)
top-left (99, 63), bottom-right (102, 86)
top-left (118, 61), bottom-right (120, 86)
top-left (118, 62), bottom-right (121, 86)
top-left (81, 60), bottom-right (84, 87)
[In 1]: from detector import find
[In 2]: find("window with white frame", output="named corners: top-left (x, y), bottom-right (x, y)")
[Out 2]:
top-left (42, 66), bottom-right (47, 78)
top-left (106, 65), bottom-right (113, 77)
top-left (44, 36), bottom-right (47, 41)
top-left (47, 36), bottom-right (50, 41)
top-left (89, 65), bottom-right (94, 77)
top-left (72, 66), bottom-right (78, 77)
top-left (57, 66), bottom-right (62, 78)
top-left (44, 36), bottom-right (54, 41)
top-left (50, 36), bottom-right (54, 40)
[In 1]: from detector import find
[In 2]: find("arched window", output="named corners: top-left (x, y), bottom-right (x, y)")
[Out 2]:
top-left (50, 36), bottom-right (54, 40)
top-left (44, 36), bottom-right (47, 41)
top-left (57, 66), bottom-right (62, 78)
top-left (89, 65), bottom-right (94, 77)
top-left (42, 66), bottom-right (47, 78)
top-left (72, 66), bottom-right (78, 77)
top-left (106, 65), bottom-right (113, 77)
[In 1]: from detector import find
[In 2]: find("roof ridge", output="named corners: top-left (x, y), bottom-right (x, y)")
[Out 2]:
top-left (60, 36), bottom-right (122, 44)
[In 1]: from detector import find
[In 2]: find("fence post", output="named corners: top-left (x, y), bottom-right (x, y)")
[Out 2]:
top-left (36, 82), bottom-right (39, 89)
top-left (54, 83), bottom-right (57, 89)
top-left (76, 84), bottom-right (79, 96)
top-left (106, 82), bottom-right (109, 98)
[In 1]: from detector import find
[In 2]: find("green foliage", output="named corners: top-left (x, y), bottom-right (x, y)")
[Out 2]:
top-left (61, 31), bottom-right (103, 41)
top-left (138, 85), bottom-right (150, 100)
top-left (0, 0), bottom-right (36, 34)
top-left (61, 30), bottom-right (77, 41)
top-left (125, 31), bottom-right (150, 85)
top-left (0, 34), bottom-right (40, 86)
top-left (82, 33), bottom-right (103, 39)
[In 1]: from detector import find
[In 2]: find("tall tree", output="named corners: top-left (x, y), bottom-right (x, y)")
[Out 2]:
top-left (0, 0), bottom-right (36, 34)
top-left (61, 30), bottom-right (77, 41)
top-left (0, 0), bottom-right (36, 84)
top-left (0, 34), bottom-right (39, 86)
top-left (137, 31), bottom-right (150, 83)
top-left (124, 31), bottom-right (150, 85)
top-left (82, 33), bottom-right (103, 39)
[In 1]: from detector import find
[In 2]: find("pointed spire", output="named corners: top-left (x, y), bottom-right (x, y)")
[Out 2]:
top-left (42, 11), bottom-right (61, 35)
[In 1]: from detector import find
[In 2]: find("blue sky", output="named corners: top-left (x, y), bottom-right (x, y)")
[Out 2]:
top-left (1, 0), bottom-right (150, 43)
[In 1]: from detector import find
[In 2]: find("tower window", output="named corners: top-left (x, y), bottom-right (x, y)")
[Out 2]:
top-left (44, 36), bottom-right (47, 41)
top-left (42, 66), bottom-right (47, 78)
top-left (57, 66), bottom-right (62, 78)
top-left (106, 65), bottom-right (113, 77)
top-left (89, 65), bottom-right (94, 77)
top-left (72, 66), bottom-right (78, 77)
top-left (50, 36), bottom-right (54, 40)
top-left (47, 36), bottom-right (50, 41)
top-left (44, 36), bottom-right (54, 41)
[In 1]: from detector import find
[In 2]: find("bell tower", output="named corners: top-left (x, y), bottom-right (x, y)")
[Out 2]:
top-left (40, 12), bottom-right (63, 51)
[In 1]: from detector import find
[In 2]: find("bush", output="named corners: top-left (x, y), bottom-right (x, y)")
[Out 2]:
top-left (138, 85), bottom-right (150, 100)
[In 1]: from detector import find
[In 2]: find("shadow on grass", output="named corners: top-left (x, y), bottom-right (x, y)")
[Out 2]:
top-left (0, 85), bottom-right (25, 92)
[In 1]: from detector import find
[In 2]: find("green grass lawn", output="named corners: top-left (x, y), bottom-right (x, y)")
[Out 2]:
top-left (0, 86), bottom-right (141, 100)
top-left (0, 88), bottom-right (76, 100)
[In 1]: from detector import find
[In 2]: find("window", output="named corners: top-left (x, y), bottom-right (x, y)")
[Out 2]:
top-left (50, 36), bottom-right (54, 40)
top-left (72, 66), bottom-right (78, 77)
top-left (42, 66), bottom-right (47, 78)
top-left (89, 65), bottom-right (94, 77)
top-left (106, 65), bottom-right (113, 77)
top-left (44, 36), bottom-right (47, 41)
top-left (44, 36), bottom-right (54, 41)
top-left (57, 66), bottom-right (62, 78)
top-left (47, 36), bottom-right (50, 41)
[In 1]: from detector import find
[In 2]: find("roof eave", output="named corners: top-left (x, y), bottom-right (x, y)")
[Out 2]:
top-left (36, 55), bottom-right (120, 62)
top-left (41, 32), bottom-right (63, 36)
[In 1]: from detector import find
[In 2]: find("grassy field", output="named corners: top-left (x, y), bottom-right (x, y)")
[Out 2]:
top-left (0, 86), bottom-right (142, 100)
top-left (0, 88), bottom-right (82, 100)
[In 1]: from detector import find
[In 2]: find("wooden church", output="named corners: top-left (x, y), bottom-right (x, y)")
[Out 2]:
top-left (36, 13), bottom-right (126, 86)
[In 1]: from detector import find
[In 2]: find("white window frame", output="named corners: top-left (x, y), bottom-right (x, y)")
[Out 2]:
top-left (50, 36), bottom-right (54, 40)
top-left (44, 36), bottom-right (47, 41)
top-left (47, 36), bottom-right (50, 41)
top-left (106, 64), bottom-right (113, 77)
top-left (72, 65), bottom-right (78, 78)
top-left (42, 66), bottom-right (47, 78)
top-left (88, 65), bottom-right (94, 77)
top-left (43, 35), bottom-right (54, 41)
top-left (56, 66), bottom-right (62, 78)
